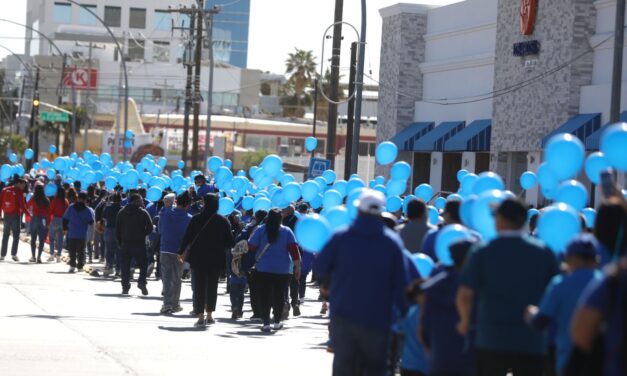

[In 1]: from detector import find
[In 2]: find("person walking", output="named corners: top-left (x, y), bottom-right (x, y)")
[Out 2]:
top-left (158, 192), bottom-right (192, 314)
top-left (115, 194), bottom-right (153, 295)
top-left (315, 190), bottom-right (411, 375)
top-left (248, 208), bottom-right (301, 332)
top-left (396, 199), bottom-right (434, 253)
top-left (49, 188), bottom-right (69, 262)
top-left (26, 184), bottom-right (51, 263)
top-left (179, 193), bottom-right (234, 327)
top-left (457, 199), bottom-right (559, 376)
top-left (102, 193), bottom-right (123, 277)
top-left (0, 178), bottom-right (27, 262)
top-left (62, 192), bottom-right (95, 273)
top-left (282, 204), bottom-right (301, 317)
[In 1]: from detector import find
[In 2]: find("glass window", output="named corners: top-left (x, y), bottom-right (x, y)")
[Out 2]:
top-left (104, 6), bottom-right (121, 27)
top-left (179, 14), bottom-right (191, 29)
top-left (78, 4), bottom-right (97, 25)
top-left (127, 40), bottom-right (145, 60)
top-left (53, 2), bottom-right (72, 24)
top-left (152, 41), bottom-right (170, 62)
top-left (129, 8), bottom-right (146, 29)
top-left (154, 10), bottom-right (172, 31)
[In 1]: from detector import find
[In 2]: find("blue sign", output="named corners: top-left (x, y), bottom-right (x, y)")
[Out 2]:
top-left (308, 158), bottom-right (331, 178)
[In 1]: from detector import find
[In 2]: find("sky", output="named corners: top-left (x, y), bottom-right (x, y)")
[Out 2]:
top-left (0, 0), bottom-right (455, 84)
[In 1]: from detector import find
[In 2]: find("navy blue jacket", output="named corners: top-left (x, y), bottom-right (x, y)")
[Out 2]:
top-left (158, 207), bottom-right (192, 254)
top-left (315, 215), bottom-right (411, 331)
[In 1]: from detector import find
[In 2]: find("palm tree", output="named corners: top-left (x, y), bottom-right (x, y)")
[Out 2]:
top-left (282, 49), bottom-right (317, 118)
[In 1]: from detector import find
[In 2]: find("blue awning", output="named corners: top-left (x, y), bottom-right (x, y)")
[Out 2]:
top-left (413, 121), bottom-right (465, 152)
top-left (444, 119), bottom-right (492, 151)
top-left (541, 113), bottom-right (601, 148)
top-left (390, 122), bottom-right (435, 151)
top-left (585, 111), bottom-right (627, 150)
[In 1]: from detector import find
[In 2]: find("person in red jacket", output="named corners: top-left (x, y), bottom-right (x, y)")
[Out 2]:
top-left (27, 184), bottom-right (51, 263)
top-left (0, 178), bottom-right (27, 262)
top-left (49, 188), bottom-right (69, 262)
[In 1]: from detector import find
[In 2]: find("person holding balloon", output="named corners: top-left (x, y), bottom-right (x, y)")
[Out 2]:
top-left (0, 178), bottom-right (27, 262)
top-left (397, 199), bottom-right (435, 254)
top-left (26, 184), bottom-right (51, 263)
top-left (421, 201), bottom-right (463, 262)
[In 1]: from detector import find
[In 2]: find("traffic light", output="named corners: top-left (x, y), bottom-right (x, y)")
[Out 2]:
top-left (32, 92), bottom-right (40, 109)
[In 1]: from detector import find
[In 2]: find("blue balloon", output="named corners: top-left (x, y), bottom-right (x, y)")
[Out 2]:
top-left (24, 149), bottom-right (34, 160)
top-left (323, 206), bottom-right (351, 228)
top-left (386, 179), bottom-right (406, 196)
top-left (262, 154), bottom-right (283, 177)
top-left (242, 196), bottom-right (254, 211)
top-left (375, 141), bottom-right (398, 165)
top-left (322, 189), bottom-right (343, 208)
top-left (447, 193), bottom-right (462, 202)
top-left (528, 208), bottom-right (540, 221)
top-left (411, 253), bottom-right (435, 278)
top-left (125, 130), bottom-right (134, 139)
top-left (386, 196), bottom-right (402, 212)
top-left (434, 196), bottom-right (446, 210)
top-left (373, 184), bottom-right (387, 195)
top-left (538, 203), bottom-right (581, 253)
top-left (44, 183), bottom-right (57, 197)
top-left (332, 180), bottom-right (348, 197)
top-left (428, 206), bottom-right (439, 226)
top-left (581, 207), bottom-right (596, 229)
top-left (280, 182), bottom-right (299, 202)
top-left (295, 214), bottom-right (332, 253)
top-left (9, 153), bottom-right (17, 163)
top-left (414, 184), bottom-right (433, 202)
top-left (157, 157), bottom-right (167, 169)
top-left (216, 166), bottom-right (233, 185)
top-left (472, 172), bottom-right (504, 195)
top-left (519, 171), bottom-right (537, 190)
top-left (2, 164), bottom-right (14, 179)
top-left (208, 156), bottom-right (223, 173)
top-left (305, 137), bottom-right (318, 152)
top-left (459, 173), bottom-right (479, 196)
top-left (435, 224), bottom-right (472, 267)
top-left (177, 160), bottom-right (185, 169)
top-left (253, 197), bottom-right (271, 213)
top-left (555, 180), bottom-right (588, 211)
top-left (302, 181), bottom-right (320, 202)
top-left (123, 140), bottom-right (132, 149)
top-left (310, 194), bottom-right (323, 210)
top-left (472, 189), bottom-right (507, 240)
top-left (322, 170), bottom-right (337, 184)
top-left (314, 176), bottom-right (328, 191)
top-left (456, 169), bottom-right (469, 183)
top-left (584, 152), bottom-right (609, 184)
top-left (460, 195), bottom-right (478, 229)
top-left (537, 162), bottom-right (559, 197)
top-left (600, 123), bottom-right (627, 171)
top-left (391, 161), bottom-right (411, 181)
top-left (347, 188), bottom-right (366, 220)
top-left (53, 157), bottom-right (68, 172)
top-left (224, 159), bottom-right (233, 169)
top-left (48, 145), bottom-right (57, 154)
top-left (375, 176), bottom-right (385, 186)
top-left (46, 168), bottom-right (56, 180)
top-left (346, 178), bottom-right (366, 196)
top-left (545, 133), bottom-right (585, 180)
top-left (218, 197), bottom-right (235, 216)
top-left (146, 187), bottom-right (162, 202)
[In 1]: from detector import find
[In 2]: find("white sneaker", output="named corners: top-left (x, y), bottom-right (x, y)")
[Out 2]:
top-left (29, 257), bottom-right (36, 263)
top-left (273, 323), bottom-right (284, 331)
top-left (11, 256), bottom-right (19, 262)
top-left (68, 267), bottom-right (76, 273)
top-left (261, 324), bottom-right (272, 333)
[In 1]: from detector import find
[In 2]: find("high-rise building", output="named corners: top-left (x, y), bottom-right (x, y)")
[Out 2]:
top-left (206, 0), bottom-right (250, 68)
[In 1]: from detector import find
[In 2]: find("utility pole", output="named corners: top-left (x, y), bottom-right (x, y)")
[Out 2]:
top-left (610, 0), bottom-right (625, 123)
top-left (203, 6), bottom-right (220, 167)
top-left (344, 42), bottom-right (357, 180)
top-left (70, 64), bottom-right (78, 154)
top-left (350, 0), bottom-right (367, 176)
top-left (28, 66), bottom-right (40, 167)
top-left (191, 0), bottom-right (205, 171)
top-left (76, 42), bottom-right (105, 152)
top-left (311, 78), bottom-right (319, 158)
top-left (56, 54), bottom-right (67, 149)
top-left (326, 0), bottom-right (344, 168)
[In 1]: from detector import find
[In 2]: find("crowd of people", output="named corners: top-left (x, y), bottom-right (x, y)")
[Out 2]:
top-left (1, 169), bottom-right (626, 376)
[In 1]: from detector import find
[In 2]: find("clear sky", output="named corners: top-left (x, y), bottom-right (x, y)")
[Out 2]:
top-left (0, 0), bottom-right (455, 84)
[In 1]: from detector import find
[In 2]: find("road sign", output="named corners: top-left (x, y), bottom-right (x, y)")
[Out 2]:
top-left (308, 158), bottom-right (331, 178)
top-left (63, 68), bottom-right (98, 90)
top-left (40, 111), bottom-right (69, 123)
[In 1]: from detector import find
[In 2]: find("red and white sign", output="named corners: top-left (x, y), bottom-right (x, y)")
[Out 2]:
top-left (63, 68), bottom-right (98, 90)
top-left (520, 0), bottom-right (538, 36)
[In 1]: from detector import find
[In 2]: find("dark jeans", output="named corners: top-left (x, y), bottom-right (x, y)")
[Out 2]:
top-left (299, 271), bottom-right (309, 299)
top-left (330, 316), bottom-right (391, 376)
top-left (67, 238), bottom-right (86, 268)
top-left (93, 232), bottom-right (104, 259)
top-left (284, 273), bottom-right (300, 307)
top-left (475, 349), bottom-right (545, 376)
top-left (120, 243), bottom-right (148, 289)
top-left (255, 271), bottom-right (290, 325)
top-left (248, 271), bottom-right (261, 317)
top-left (191, 268), bottom-right (220, 314)
top-left (29, 216), bottom-right (48, 258)
top-left (229, 281), bottom-right (246, 312)
top-left (1, 214), bottom-right (20, 257)
top-left (49, 217), bottom-right (64, 256)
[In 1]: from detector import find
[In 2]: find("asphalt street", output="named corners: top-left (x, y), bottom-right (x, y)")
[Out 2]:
top-left (0, 235), bottom-right (333, 375)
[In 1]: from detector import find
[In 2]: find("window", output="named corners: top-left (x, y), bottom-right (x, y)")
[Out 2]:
top-left (179, 14), bottom-right (191, 29)
top-left (152, 89), bottom-right (162, 102)
top-left (78, 4), bottom-right (97, 25)
top-left (127, 40), bottom-right (145, 60)
top-left (104, 6), bottom-right (121, 27)
top-left (152, 41), bottom-right (170, 62)
top-left (53, 2), bottom-right (71, 24)
top-left (154, 10), bottom-right (172, 31)
top-left (129, 8), bottom-right (146, 29)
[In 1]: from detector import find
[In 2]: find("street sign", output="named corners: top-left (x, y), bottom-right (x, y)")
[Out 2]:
top-left (40, 111), bottom-right (69, 123)
top-left (308, 158), bottom-right (331, 178)
top-left (63, 68), bottom-right (98, 90)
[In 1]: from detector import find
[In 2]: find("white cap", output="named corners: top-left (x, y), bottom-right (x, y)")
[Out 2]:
top-left (355, 189), bottom-right (386, 215)
top-left (163, 193), bottom-right (176, 202)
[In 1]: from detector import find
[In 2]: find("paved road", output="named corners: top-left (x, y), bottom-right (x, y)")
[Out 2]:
top-left (0, 237), bottom-right (333, 375)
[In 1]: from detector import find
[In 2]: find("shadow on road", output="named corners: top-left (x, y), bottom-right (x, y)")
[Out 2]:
top-left (157, 325), bottom-right (208, 332)
top-left (94, 293), bottom-right (132, 298)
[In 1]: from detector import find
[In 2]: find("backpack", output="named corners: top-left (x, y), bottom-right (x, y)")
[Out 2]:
top-left (231, 240), bottom-right (249, 278)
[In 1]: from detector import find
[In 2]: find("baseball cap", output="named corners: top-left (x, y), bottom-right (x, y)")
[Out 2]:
top-left (163, 193), bottom-right (176, 202)
top-left (565, 234), bottom-right (599, 259)
top-left (355, 189), bottom-right (386, 215)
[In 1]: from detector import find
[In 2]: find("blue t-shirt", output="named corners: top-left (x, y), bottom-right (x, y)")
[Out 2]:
top-left (400, 305), bottom-right (428, 373)
top-left (249, 224), bottom-right (297, 275)
top-left (579, 268), bottom-right (627, 376)
top-left (538, 268), bottom-right (603, 372)
top-left (460, 235), bottom-right (559, 354)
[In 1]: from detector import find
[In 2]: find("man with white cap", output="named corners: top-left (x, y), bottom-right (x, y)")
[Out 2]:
top-left (315, 189), bottom-right (411, 376)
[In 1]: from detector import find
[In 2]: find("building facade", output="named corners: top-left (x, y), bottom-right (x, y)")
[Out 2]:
top-left (378, 0), bottom-right (626, 206)
top-left (206, 0), bottom-right (251, 68)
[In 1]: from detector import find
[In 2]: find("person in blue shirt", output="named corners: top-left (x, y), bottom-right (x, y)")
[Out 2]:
top-left (398, 281), bottom-right (429, 376)
top-left (525, 234), bottom-right (603, 375)
top-left (194, 174), bottom-right (217, 197)
top-left (421, 201), bottom-right (462, 262)
top-left (158, 192), bottom-right (192, 315)
top-left (248, 208), bottom-right (301, 332)
top-left (315, 189), bottom-right (411, 376)
top-left (62, 192), bottom-right (95, 273)
top-left (457, 199), bottom-right (559, 376)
